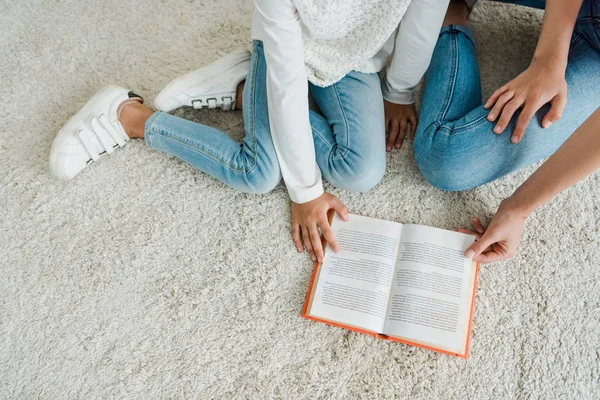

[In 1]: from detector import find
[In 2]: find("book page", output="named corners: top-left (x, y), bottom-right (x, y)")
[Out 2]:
top-left (382, 224), bottom-right (476, 355)
top-left (306, 213), bottom-right (403, 334)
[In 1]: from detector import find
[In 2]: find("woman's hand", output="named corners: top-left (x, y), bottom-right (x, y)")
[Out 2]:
top-left (485, 59), bottom-right (567, 144)
top-left (384, 100), bottom-right (417, 151)
top-left (291, 192), bottom-right (349, 263)
top-left (459, 200), bottom-right (529, 263)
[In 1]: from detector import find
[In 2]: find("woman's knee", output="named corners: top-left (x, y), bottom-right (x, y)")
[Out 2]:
top-left (414, 146), bottom-right (480, 191)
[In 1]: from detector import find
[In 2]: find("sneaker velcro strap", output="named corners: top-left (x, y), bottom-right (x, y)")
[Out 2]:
top-left (99, 114), bottom-right (127, 147)
top-left (207, 98), bottom-right (218, 109)
top-left (222, 96), bottom-right (233, 111)
top-left (91, 117), bottom-right (116, 154)
top-left (78, 128), bottom-right (101, 161)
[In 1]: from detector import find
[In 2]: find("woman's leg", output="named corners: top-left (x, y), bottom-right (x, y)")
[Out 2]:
top-left (575, 0), bottom-right (600, 53)
top-left (136, 41), bottom-right (281, 194)
top-left (414, 5), bottom-right (600, 191)
top-left (489, 0), bottom-right (545, 9)
top-left (308, 72), bottom-right (387, 193)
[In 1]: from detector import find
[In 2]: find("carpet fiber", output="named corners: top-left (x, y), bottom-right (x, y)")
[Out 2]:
top-left (1, 1), bottom-right (599, 398)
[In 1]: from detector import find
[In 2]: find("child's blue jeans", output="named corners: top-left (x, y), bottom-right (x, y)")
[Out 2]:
top-left (144, 40), bottom-right (385, 195)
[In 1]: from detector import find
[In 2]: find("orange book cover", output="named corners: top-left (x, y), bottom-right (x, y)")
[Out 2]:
top-left (301, 211), bottom-right (479, 358)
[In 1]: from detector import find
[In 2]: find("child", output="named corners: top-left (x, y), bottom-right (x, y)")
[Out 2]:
top-left (50, 0), bottom-right (449, 261)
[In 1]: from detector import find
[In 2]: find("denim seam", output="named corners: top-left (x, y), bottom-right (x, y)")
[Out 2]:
top-left (577, 16), bottom-right (600, 46)
top-left (437, 32), bottom-right (459, 123)
top-left (331, 82), bottom-right (350, 160)
top-left (146, 131), bottom-right (154, 148)
top-left (447, 114), bottom-right (489, 135)
top-left (244, 41), bottom-right (261, 176)
top-left (148, 131), bottom-right (251, 173)
top-left (311, 126), bottom-right (333, 152)
top-left (145, 112), bottom-right (162, 148)
top-left (577, 1), bottom-right (600, 46)
top-left (577, 17), bottom-right (600, 23)
top-left (145, 113), bottom-right (247, 171)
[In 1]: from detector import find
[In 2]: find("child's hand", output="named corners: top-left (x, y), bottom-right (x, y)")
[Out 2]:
top-left (384, 101), bottom-right (417, 151)
top-left (291, 192), bottom-right (349, 263)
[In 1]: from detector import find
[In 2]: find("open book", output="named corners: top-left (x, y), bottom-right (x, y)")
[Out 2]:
top-left (302, 212), bottom-right (479, 358)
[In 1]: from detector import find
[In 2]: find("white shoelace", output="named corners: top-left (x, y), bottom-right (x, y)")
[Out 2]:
top-left (77, 114), bottom-right (127, 161)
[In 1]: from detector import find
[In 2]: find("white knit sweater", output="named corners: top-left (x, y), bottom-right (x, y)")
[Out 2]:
top-left (252, 0), bottom-right (448, 203)
top-left (294, 0), bottom-right (412, 87)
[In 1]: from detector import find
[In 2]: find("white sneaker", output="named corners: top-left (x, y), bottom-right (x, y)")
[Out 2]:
top-left (154, 50), bottom-right (251, 113)
top-left (49, 86), bottom-right (143, 180)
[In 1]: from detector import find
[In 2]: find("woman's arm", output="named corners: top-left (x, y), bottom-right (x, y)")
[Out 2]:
top-left (464, 107), bottom-right (600, 262)
top-left (485, 0), bottom-right (583, 143)
top-left (253, 0), bottom-right (349, 262)
top-left (383, 0), bottom-right (449, 150)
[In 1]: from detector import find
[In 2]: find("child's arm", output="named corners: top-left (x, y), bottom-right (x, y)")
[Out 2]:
top-left (254, 0), bottom-right (323, 204)
top-left (383, 0), bottom-right (450, 150)
top-left (254, 0), bottom-right (348, 261)
top-left (462, 107), bottom-right (600, 263)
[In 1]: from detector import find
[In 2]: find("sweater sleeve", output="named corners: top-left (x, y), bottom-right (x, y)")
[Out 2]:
top-left (382, 0), bottom-right (450, 105)
top-left (252, 0), bottom-right (324, 204)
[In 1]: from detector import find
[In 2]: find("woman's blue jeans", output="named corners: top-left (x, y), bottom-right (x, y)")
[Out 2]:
top-left (414, 0), bottom-right (600, 190)
top-left (144, 41), bottom-right (386, 195)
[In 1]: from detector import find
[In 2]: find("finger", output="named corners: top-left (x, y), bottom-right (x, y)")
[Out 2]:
top-left (472, 217), bottom-right (485, 234)
top-left (302, 226), bottom-right (316, 262)
top-left (495, 97), bottom-right (524, 134)
top-left (385, 117), bottom-right (390, 133)
top-left (465, 231), bottom-right (496, 259)
top-left (485, 85), bottom-right (508, 109)
top-left (488, 91), bottom-right (515, 123)
top-left (292, 222), bottom-right (303, 252)
top-left (542, 92), bottom-right (567, 129)
top-left (511, 103), bottom-right (538, 144)
top-left (319, 216), bottom-right (339, 253)
top-left (457, 228), bottom-right (481, 239)
top-left (386, 120), bottom-right (400, 152)
top-left (395, 119), bottom-right (408, 149)
top-left (309, 224), bottom-right (324, 262)
top-left (409, 114), bottom-right (418, 140)
top-left (473, 250), bottom-right (508, 264)
top-left (331, 197), bottom-right (349, 221)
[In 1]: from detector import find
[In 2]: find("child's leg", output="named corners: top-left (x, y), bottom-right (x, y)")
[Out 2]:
top-left (308, 72), bottom-right (386, 192)
top-left (414, 21), bottom-right (600, 191)
top-left (143, 41), bottom-right (281, 194)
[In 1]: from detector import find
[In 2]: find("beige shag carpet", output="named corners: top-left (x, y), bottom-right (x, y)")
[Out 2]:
top-left (1, 0), bottom-right (599, 398)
